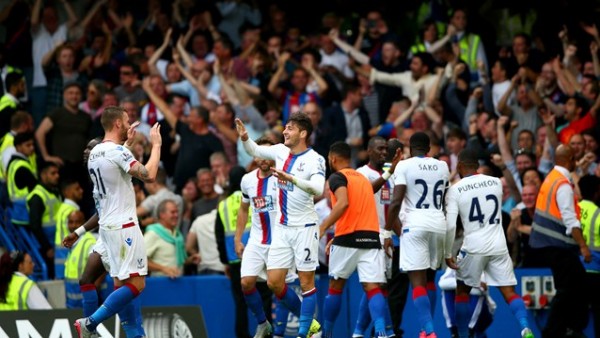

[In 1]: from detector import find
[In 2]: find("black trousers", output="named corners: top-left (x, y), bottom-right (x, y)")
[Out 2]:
top-left (229, 262), bottom-right (272, 338)
top-left (386, 245), bottom-right (410, 337)
top-left (538, 247), bottom-right (589, 338)
top-left (587, 272), bottom-right (600, 338)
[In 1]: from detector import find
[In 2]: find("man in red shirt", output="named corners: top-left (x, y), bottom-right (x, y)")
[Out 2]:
top-left (558, 96), bottom-right (598, 144)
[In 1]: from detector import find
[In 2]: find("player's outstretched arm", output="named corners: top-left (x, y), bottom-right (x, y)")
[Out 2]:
top-left (129, 123), bottom-right (162, 183)
top-left (63, 214), bottom-right (99, 248)
top-left (235, 118), bottom-right (276, 160)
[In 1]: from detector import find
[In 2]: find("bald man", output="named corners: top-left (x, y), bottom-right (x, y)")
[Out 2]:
top-left (529, 145), bottom-right (591, 338)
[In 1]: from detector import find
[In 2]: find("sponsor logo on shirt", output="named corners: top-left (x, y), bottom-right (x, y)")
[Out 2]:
top-left (125, 238), bottom-right (132, 246)
top-left (277, 179), bottom-right (294, 191)
top-left (252, 195), bottom-right (275, 213)
top-left (122, 151), bottom-right (133, 162)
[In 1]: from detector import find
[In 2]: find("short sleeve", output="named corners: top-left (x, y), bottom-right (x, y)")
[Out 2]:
top-left (240, 174), bottom-right (250, 204)
top-left (311, 155), bottom-right (326, 177)
top-left (393, 161), bottom-right (407, 186)
top-left (140, 195), bottom-right (158, 214)
top-left (109, 145), bottom-right (138, 173)
top-left (328, 172), bottom-right (348, 193)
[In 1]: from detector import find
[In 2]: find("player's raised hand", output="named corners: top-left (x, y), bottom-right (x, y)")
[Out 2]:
top-left (125, 121), bottom-right (140, 147)
top-left (234, 118), bottom-right (248, 141)
top-left (149, 122), bottom-right (162, 147)
top-left (62, 233), bottom-right (79, 248)
top-left (445, 257), bottom-right (458, 270)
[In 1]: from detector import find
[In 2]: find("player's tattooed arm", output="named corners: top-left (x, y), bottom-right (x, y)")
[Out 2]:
top-left (129, 162), bottom-right (154, 183)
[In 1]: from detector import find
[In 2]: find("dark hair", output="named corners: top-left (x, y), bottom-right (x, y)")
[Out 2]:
top-left (569, 95), bottom-right (590, 115)
top-left (413, 52), bottom-right (434, 73)
top-left (9, 251), bottom-right (25, 273)
top-left (447, 128), bottom-right (467, 141)
top-left (287, 112), bottom-right (313, 140)
top-left (409, 132), bottom-right (430, 150)
top-left (120, 62), bottom-right (140, 75)
top-left (0, 252), bottom-right (12, 302)
top-left (10, 111), bottom-right (31, 130)
top-left (214, 36), bottom-right (234, 52)
top-left (513, 33), bottom-right (532, 47)
top-left (368, 136), bottom-right (386, 149)
top-left (101, 106), bottom-right (126, 131)
top-left (301, 47), bottom-right (322, 64)
top-left (514, 150), bottom-right (536, 164)
top-left (495, 57), bottom-right (518, 79)
top-left (63, 81), bottom-right (83, 93)
top-left (60, 178), bottom-right (79, 194)
top-left (227, 166), bottom-right (247, 196)
top-left (39, 161), bottom-right (59, 174)
top-left (578, 175), bottom-right (600, 201)
top-left (329, 141), bottom-right (352, 160)
top-left (341, 82), bottom-right (360, 100)
top-left (5, 72), bottom-right (24, 91)
top-left (458, 149), bottom-right (479, 168)
top-left (156, 167), bottom-right (167, 185)
top-left (256, 137), bottom-right (275, 146)
top-left (387, 139), bottom-right (404, 162)
top-left (520, 167), bottom-right (544, 187)
top-left (13, 131), bottom-right (34, 146)
top-left (518, 129), bottom-right (535, 140)
top-left (194, 106), bottom-right (210, 122)
top-left (166, 93), bottom-right (189, 105)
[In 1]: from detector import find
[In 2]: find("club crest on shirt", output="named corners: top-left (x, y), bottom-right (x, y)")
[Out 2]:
top-left (137, 258), bottom-right (145, 269)
top-left (278, 179), bottom-right (294, 191)
top-left (297, 162), bottom-right (305, 172)
top-left (380, 186), bottom-right (391, 204)
top-left (252, 195), bottom-right (275, 213)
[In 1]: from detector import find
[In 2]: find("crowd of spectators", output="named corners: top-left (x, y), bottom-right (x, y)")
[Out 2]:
top-left (0, 0), bottom-right (599, 311)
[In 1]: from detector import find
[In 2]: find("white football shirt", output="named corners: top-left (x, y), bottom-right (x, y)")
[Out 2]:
top-left (87, 141), bottom-right (138, 231)
top-left (393, 156), bottom-right (449, 233)
top-left (445, 174), bottom-right (507, 255)
top-left (240, 169), bottom-right (278, 245)
top-left (245, 143), bottom-right (325, 227)
top-left (356, 164), bottom-right (394, 230)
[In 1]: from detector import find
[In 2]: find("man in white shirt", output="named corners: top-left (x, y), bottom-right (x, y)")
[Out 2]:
top-left (367, 53), bottom-right (437, 103)
top-left (74, 106), bottom-right (162, 338)
top-left (529, 145), bottom-right (592, 338)
top-left (30, 0), bottom-right (76, 123)
top-left (236, 112), bottom-right (325, 338)
top-left (186, 209), bottom-right (226, 275)
top-left (445, 149), bottom-right (534, 338)
top-left (384, 132), bottom-right (449, 338)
